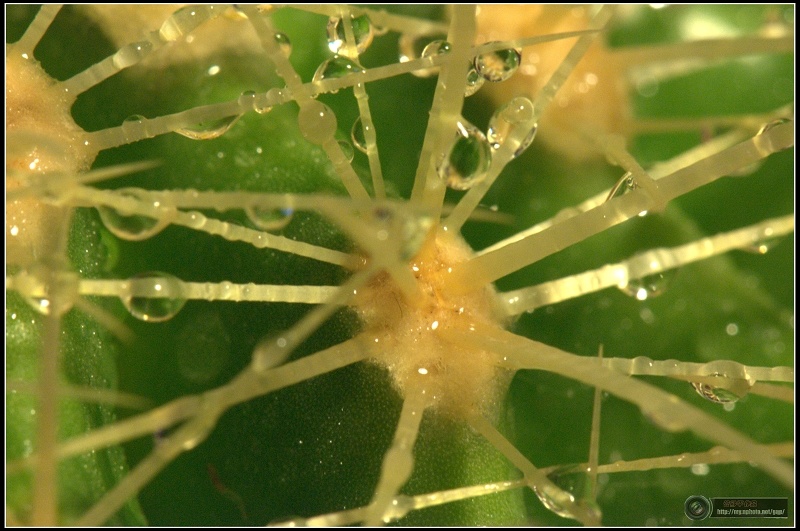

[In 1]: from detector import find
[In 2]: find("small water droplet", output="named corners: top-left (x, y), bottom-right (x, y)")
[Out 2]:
top-left (159, 6), bottom-right (201, 42)
top-left (399, 32), bottom-right (447, 77)
top-left (327, 13), bottom-right (374, 55)
top-left (245, 197), bottom-right (295, 231)
top-left (122, 114), bottom-right (148, 143)
top-left (351, 117), bottom-right (368, 153)
top-left (123, 271), bottom-right (187, 322)
top-left (437, 120), bottom-right (492, 190)
top-left (690, 463), bottom-right (710, 476)
top-left (297, 100), bottom-right (337, 145)
top-left (274, 31), bottom-right (292, 57)
top-left (691, 373), bottom-right (751, 404)
top-left (740, 237), bottom-right (782, 255)
top-left (635, 74), bottom-right (659, 98)
top-left (464, 65), bottom-right (485, 96)
top-left (422, 39), bottom-right (451, 58)
top-left (474, 45), bottom-right (521, 82)
top-left (758, 117), bottom-right (792, 136)
top-left (532, 484), bottom-right (601, 523)
top-left (605, 172), bottom-right (637, 202)
top-left (175, 114), bottom-right (241, 140)
top-left (98, 188), bottom-right (175, 241)
top-left (487, 96), bottom-right (537, 157)
top-left (15, 261), bottom-right (79, 316)
top-left (255, 87), bottom-right (283, 114)
top-left (238, 90), bottom-right (256, 111)
top-left (112, 40), bottom-right (153, 69)
top-left (619, 270), bottom-right (675, 301)
top-left (313, 55), bottom-right (364, 90)
top-left (403, 39), bottom-right (449, 79)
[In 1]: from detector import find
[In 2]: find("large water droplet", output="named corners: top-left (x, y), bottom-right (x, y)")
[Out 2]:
top-left (98, 188), bottom-right (175, 241)
top-left (619, 270), bottom-right (675, 301)
top-left (437, 120), bottom-right (492, 191)
top-left (175, 114), bottom-right (241, 140)
top-left (327, 14), bottom-right (374, 55)
top-left (123, 271), bottom-right (187, 322)
top-left (112, 40), bottom-right (153, 69)
top-left (474, 45), bottom-right (521, 82)
top-left (297, 100), bottom-right (337, 145)
top-left (351, 116), bottom-right (368, 153)
top-left (487, 96), bottom-right (537, 157)
top-left (313, 55), bottom-right (364, 89)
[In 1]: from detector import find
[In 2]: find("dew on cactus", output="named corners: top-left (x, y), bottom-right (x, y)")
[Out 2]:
top-left (5, 4), bottom-right (794, 527)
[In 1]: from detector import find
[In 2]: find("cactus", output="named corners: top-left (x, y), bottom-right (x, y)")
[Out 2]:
top-left (6, 5), bottom-right (793, 526)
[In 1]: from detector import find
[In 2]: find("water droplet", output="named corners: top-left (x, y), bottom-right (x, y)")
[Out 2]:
top-left (245, 199), bottom-right (295, 231)
top-left (402, 38), bottom-right (447, 78)
top-left (255, 87), bottom-right (283, 114)
top-left (399, 33), bottom-right (447, 77)
top-left (605, 172), bottom-right (637, 202)
top-left (464, 65), bottom-right (485, 96)
top-left (758, 117), bottom-right (792, 135)
top-left (238, 90), bottom-right (256, 111)
top-left (274, 31), bottom-right (292, 57)
top-left (159, 6), bottom-right (203, 42)
top-left (382, 495), bottom-right (414, 523)
top-left (351, 117), bottom-right (368, 153)
top-left (122, 114), bottom-right (148, 143)
top-left (327, 14), bottom-right (374, 55)
top-left (112, 40), bottom-right (153, 69)
top-left (123, 271), bottom-right (187, 322)
top-left (474, 45), bottom-right (521, 82)
top-left (635, 74), bottom-right (659, 98)
top-left (175, 114), bottom-right (241, 140)
top-left (297, 100), bottom-right (337, 145)
top-left (422, 39), bottom-right (451, 58)
top-left (313, 55), bottom-right (364, 89)
top-left (437, 120), bottom-right (492, 191)
top-left (532, 484), bottom-right (601, 523)
top-left (691, 373), bottom-right (751, 404)
top-left (98, 188), bottom-right (175, 241)
top-left (15, 261), bottom-right (79, 316)
top-left (619, 270), bottom-right (675, 301)
top-left (337, 139), bottom-right (354, 162)
top-left (487, 96), bottom-right (537, 157)
top-left (739, 236), bottom-right (782, 255)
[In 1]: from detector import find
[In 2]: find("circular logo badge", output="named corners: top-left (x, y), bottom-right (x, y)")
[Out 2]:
top-left (684, 495), bottom-right (711, 520)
